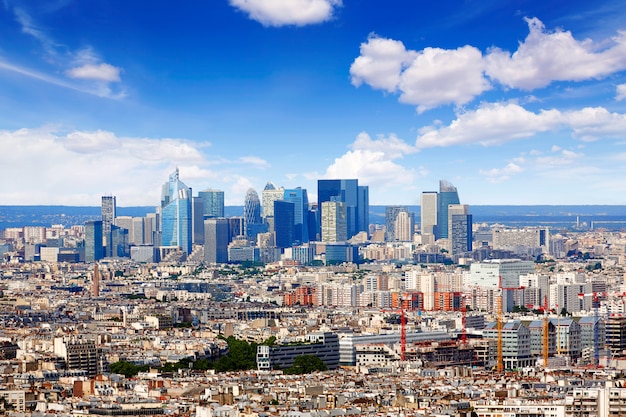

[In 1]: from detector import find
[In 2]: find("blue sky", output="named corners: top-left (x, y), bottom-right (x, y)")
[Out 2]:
top-left (1, 0), bottom-right (626, 206)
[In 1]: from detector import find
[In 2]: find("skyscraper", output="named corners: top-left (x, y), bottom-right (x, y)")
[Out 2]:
top-left (274, 200), bottom-right (295, 248)
top-left (317, 179), bottom-right (366, 240)
top-left (394, 210), bottom-right (414, 242)
top-left (198, 189), bottom-right (224, 218)
top-left (321, 201), bottom-right (347, 243)
top-left (448, 204), bottom-right (472, 255)
top-left (385, 206), bottom-right (408, 241)
top-left (160, 168), bottom-right (193, 254)
top-left (101, 196), bottom-right (116, 257)
top-left (420, 191), bottom-right (438, 236)
top-left (244, 188), bottom-right (266, 240)
top-left (437, 180), bottom-right (460, 240)
top-left (192, 196), bottom-right (205, 244)
top-left (85, 220), bottom-right (103, 262)
top-left (283, 187), bottom-right (309, 243)
top-left (261, 182), bottom-right (284, 219)
top-left (204, 218), bottom-right (229, 263)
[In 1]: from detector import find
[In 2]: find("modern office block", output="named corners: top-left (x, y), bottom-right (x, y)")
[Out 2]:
top-left (198, 189), bottom-right (224, 218)
top-left (283, 187), bottom-right (309, 243)
top-left (274, 200), bottom-right (295, 248)
top-left (204, 218), bottom-right (229, 264)
top-left (437, 180), bottom-right (460, 240)
top-left (84, 220), bottom-right (103, 263)
top-left (101, 196), bottom-right (116, 257)
top-left (160, 168), bottom-right (192, 254)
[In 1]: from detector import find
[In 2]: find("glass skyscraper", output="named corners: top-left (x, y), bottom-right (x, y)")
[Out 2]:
top-left (283, 187), bottom-right (309, 243)
top-left (198, 189), bottom-right (224, 218)
top-left (317, 179), bottom-right (367, 240)
top-left (160, 168), bottom-right (192, 254)
top-left (437, 180), bottom-right (460, 240)
top-left (101, 195), bottom-right (116, 257)
top-left (244, 188), bottom-right (266, 240)
top-left (85, 220), bottom-right (103, 262)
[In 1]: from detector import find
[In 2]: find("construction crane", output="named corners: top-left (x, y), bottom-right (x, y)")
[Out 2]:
top-left (461, 294), bottom-right (467, 346)
top-left (578, 291), bottom-right (605, 367)
top-left (542, 296), bottom-right (549, 368)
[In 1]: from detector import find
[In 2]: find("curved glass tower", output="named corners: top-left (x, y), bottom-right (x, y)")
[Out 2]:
top-left (160, 169), bottom-right (192, 254)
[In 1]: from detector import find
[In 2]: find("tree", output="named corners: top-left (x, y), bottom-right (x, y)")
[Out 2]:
top-left (110, 360), bottom-right (149, 378)
top-left (283, 355), bottom-right (328, 374)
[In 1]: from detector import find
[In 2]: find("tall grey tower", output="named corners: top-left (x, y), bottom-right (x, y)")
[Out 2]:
top-left (101, 196), bottom-right (116, 257)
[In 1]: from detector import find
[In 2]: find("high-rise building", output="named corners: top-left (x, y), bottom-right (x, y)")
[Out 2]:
top-left (395, 210), bottom-right (414, 242)
top-left (274, 200), bottom-right (295, 248)
top-left (244, 188), bottom-right (265, 240)
top-left (437, 180), bottom-right (460, 240)
top-left (420, 191), bottom-right (438, 236)
top-left (101, 196), bottom-right (116, 257)
top-left (318, 179), bottom-right (367, 240)
top-left (449, 214), bottom-right (472, 256)
top-left (84, 220), bottom-right (103, 263)
top-left (192, 196), bottom-right (205, 245)
top-left (160, 168), bottom-right (193, 254)
top-left (198, 189), bottom-right (224, 218)
top-left (283, 187), bottom-right (309, 243)
top-left (385, 206), bottom-right (408, 241)
top-left (204, 218), bottom-right (229, 263)
top-left (321, 201), bottom-right (347, 243)
top-left (261, 182), bottom-right (284, 219)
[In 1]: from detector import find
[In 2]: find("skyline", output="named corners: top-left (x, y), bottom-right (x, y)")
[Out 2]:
top-left (2, 1), bottom-right (626, 206)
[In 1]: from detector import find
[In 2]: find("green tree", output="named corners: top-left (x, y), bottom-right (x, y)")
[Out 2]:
top-left (110, 360), bottom-right (149, 378)
top-left (283, 355), bottom-right (327, 375)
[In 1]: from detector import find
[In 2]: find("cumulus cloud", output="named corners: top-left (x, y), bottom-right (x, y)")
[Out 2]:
top-left (616, 84), bottom-right (626, 101)
top-left (479, 162), bottom-right (524, 183)
top-left (66, 63), bottom-right (121, 82)
top-left (415, 103), bottom-right (626, 149)
top-left (229, 0), bottom-right (341, 27)
top-left (239, 156), bottom-right (271, 169)
top-left (0, 127), bottom-right (213, 205)
top-left (485, 18), bottom-right (626, 90)
top-left (322, 132), bottom-right (422, 189)
top-left (351, 18), bottom-right (626, 111)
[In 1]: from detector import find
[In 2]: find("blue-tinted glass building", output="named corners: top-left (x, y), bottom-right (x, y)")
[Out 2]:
top-left (437, 180), bottom-right (460, 240)
top-left (85, 220), bottom-right (103, 262)
top-left (198, 189), bottom-right (224, 218)
top-left (274, 200), bottom-right (295, 248)
top-left (317, 179), bottom-right (367, 240)
top-left (160, 169), bottom-right (193, 254)
top-left (204, 218), bottom-right (229, 263)
top-left (283, 187), bottom-right (309, 243)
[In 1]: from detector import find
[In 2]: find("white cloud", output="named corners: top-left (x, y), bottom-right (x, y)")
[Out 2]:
top-left (66, 63), bottom-right (121, 82)
top-left (416, 102), bottom-right (562, 148)
top-left (479, 162), bottom-right (524, 183)
top-left (398, 46), bottom-right (490, 113)
top-left (239, 156), bottom-right (271, 169)
top-left (350, 36), bottom-right (489, 112)
top-left (322, 132), bottom-right (421, 189)
top-left (415, 103), bottom-right (626, 149)
top-left (0, 127), bottom-right (217, 205)
top-left (617, 84), bottom-right (626, 101)
top-left (351, 18), bottom-right (626, 111)
top-left (485, 18), bottom-right (626, 90)
top-left (229, 0), bottom-right (341, 27)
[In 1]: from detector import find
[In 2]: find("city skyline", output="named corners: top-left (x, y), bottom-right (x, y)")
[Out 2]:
top-left (2, 1), bottom-right (626, 206)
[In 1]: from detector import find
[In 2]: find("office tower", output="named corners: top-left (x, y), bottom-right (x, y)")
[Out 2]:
top-left (395, 210), bottom-right (413, 242)
top-left (357, 185), bottom-right (369, 233)
top-left (204, 218), bottom-right (229, 263)
top-left (110, 225), bottom-right (129, 257)
top-left (244, 188), bottom-right (266, 240)
top-left (101, 196), bottom-right (116, 257)
top-left (160, 168), bottom-right (193, 254)
top-left (144, 213), bottom-right (158, 245)
top-left (385, 206), bottom-right (409, 241)
top-left (131, 217), bottom-right (144, 245)
top-left (198, 189), bottom-right (224, 218)
top-left (437, 180), bottom-right (460, 240)
top-left (261, 182), bottom-right (284, 219)
top-left (321, 201), bottom-right (347, 243)
top-left (448, 204), bottom-right (472, 255)
top-left (192, 196), bottom-right (205, 244)
top-left (274, 200), bottom-right (295, 248)
top-left (317, 179), bottom-right (364, 240)
top-left (283, 187), bottom-right (309, 243)
top-left (84, 220), bottom-right (103, 262)
top-left (229, 217), bottom-right (244, 239)
top-left (421, 191), bottom-right (438, 236)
